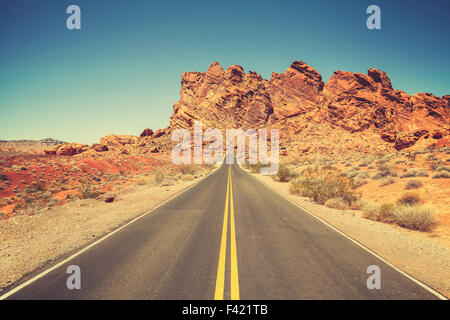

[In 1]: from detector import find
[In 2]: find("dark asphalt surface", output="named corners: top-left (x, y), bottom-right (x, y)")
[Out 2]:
top-left (4, 164), bottom-right (441, 299)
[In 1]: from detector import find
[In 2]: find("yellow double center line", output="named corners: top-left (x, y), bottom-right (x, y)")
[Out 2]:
top-left (214, 166), bottom-right (239, 300)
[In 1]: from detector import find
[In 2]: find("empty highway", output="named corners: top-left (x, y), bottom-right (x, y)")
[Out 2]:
top-left (1, 164), bottom-right (443, 300)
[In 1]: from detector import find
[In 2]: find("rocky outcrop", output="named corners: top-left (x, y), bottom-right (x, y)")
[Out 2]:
top-left (140, 128), bottom-right (154, 137)
top-left (45, 60), bottom-right (449, 157)
top-left (269, 61), bottom-right (324, 120)
top-left (44, 143), bottom-right (89, 156)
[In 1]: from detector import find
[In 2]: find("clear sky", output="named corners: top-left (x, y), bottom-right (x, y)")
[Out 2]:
top-left (1, 0), bottom-right (449, 144)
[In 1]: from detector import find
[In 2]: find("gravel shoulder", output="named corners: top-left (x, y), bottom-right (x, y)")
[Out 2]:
top-left (248, 170), bottom-right (450, 298)
top-left (0, 169), bottom-right (216, 293)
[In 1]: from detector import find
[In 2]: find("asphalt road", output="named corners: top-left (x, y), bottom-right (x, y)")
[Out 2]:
top-left (2, 164), bottom-right (442, 299)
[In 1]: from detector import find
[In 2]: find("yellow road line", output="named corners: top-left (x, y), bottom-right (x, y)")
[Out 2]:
top-left (229, 168), bottom-right (240, 300)
top-left (214, 167), bottom-right (230, 300)
top-left (214, 166), bottom-right (240, 300)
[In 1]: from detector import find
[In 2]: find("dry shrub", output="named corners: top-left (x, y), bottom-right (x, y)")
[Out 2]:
top-left (245, 163), bottom-right (263, 173)
top-left (276, 165), bottom-right (292, 182)
top-left (21, 202), bottom-right (43, 216)
top-left (400, 168), bottom-right (429, 178)
top-left (152, 169), bottom-right (165, 185)
top-left (325, 198), bottom-right (349, 210)
top-left (379, 177), bottom-right (395, 186)
top-left (136, 177), bottom-right (150, 186)
top-left (397, 192), bottom-right (421, 206)
top-left (80, 184), bottom-right (101, 199)
top-left (405, 179), bottom-right (422, 189)
top-left (178, 164), bottom-right (196, 175)
top-left (289, 178), bottom-right (303, 195)
top-left (289, 166), bottom-right (359, 205)
top-left (361, 201), bottom-right (380, 220)
top-left (393, 205), bottom-right (437, 232)
top-left (432, 171), bottom-right (450, 179)
top-left (182, 174), bottom-right (194, 181)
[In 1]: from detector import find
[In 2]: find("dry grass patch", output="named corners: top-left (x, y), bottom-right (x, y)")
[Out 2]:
top-left (289, 166), bottom-right (359, 205)
top-left (393, 205), bottom-right (437, 232)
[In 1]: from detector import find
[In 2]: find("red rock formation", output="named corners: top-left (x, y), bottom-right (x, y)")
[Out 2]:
top-left (140, 128), bottom-right (154, 137)
top-left (45, 60), bottom-right (449, 157)
top-left (44, 143), bottom-right (89, 156)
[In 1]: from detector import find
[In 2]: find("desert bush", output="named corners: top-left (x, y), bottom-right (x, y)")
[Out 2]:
top-left (393, 205), bottom-right (437, 232)
top-left (0, 174), bottom-right (9, 181)
top-left (427, 160), bottom-right (444, 171)
top-left (245, 163), bottom-right (263, 173)
top-left (182, 174), bottom-right (194, 181)
top-left (405, 152), bottom-right (418, 161)
top-left (372, 165), bottom-right (397, 180)
top-left (378, 203), bottom-right (396, 222)
top-left (379, 177), bottom-right (395, 186)
top-left (21, 202), bottom-right (43, 216)
top-left (353, 176), bottom-right (368, 187)
top-left (276, 165), bottom-right (292, 182)
top-left (364, 202), bottom-right (395, 223)
top-left (152, 169), bottom-right (165, 185)
top-left (324, 198), bottom-right (349, 210)
top-left (291, 167), bottom-right (359, 205)
top-left (397, 192), bottom-right (421, 206)
top-left (400, 168), bottom-right (429, 178)
top-left (432, 171), bottom-right (450, 179)
top-left (80, 184), bottom-right (102, 199)
top-left (350, 199), bottom-right (364, 210)
top-left (289, 178), bottom-right (303, 195)
top-left (405, 179), bottom-right (422, 189)
top-left (136, 177), bottom-right (150, 186)
top-left (435, 165), bottom-right (450, 173)
top-left (178, 164), bottom-right (197, 175)
top-left (361, 201), bottom-right (380, 218)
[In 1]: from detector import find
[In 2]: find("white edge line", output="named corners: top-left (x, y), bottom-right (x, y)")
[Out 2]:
top-left (0, 167), bottom-right (220, 300)
top-left (238, 165), bottom-right (448, 300)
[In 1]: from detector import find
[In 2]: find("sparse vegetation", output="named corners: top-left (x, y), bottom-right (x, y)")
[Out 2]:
top-left (400, 168), bottom-right (429, 178)
top-left (397, 192), bottom-right (421, 206)
top-left (152, 168), bottom-right (165, 185)
top-left (289, 166), bottom-right (359, 205)
top-left (432, 171), bottom-right (450, 179)
top-left (276, 165), bottom-right (295, 182)
top-left (80, 184), bottom-right (102, 199)
top-left (393, 205), bottom-right (437, 232)
top-left (379, 177), bottom-right (395, 186)
top-left (324, 198), bottom-right (349, 210)
top-left (405, 179), bottom-right (423, 189)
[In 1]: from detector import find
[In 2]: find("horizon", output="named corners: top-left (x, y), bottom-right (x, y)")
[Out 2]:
top-left (1, 0), bottom-right (449, 144)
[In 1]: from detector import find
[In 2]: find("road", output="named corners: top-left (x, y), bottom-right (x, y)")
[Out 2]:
top-left (2, 164), bottom-right (442, 299)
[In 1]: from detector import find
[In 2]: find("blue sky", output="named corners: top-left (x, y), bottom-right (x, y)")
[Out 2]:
top-left (1, 0), bottom-right (449, 144)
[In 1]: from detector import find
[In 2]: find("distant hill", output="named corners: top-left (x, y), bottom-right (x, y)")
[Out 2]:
top-left (0, 138), bottom-right (66, 156)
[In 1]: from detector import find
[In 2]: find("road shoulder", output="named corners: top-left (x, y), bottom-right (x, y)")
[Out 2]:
top-left (242, 167), bottom-right (450, 298)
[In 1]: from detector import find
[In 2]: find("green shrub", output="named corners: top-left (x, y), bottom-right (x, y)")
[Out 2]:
top-left (405, 179), bottom-right (423, 189)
